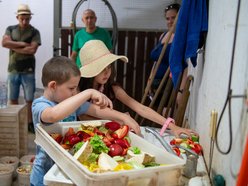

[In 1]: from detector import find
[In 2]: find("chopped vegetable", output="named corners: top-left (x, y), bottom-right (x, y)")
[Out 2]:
top-left (74, 141), bottom-right (93, 164)
top-left (129, 146), bottom-right (141, 154)
top-left (173, 147), bottom-right (181, 156)
top-left (112, 125), bottom-right (129, 139)
top-left (127, 161), bottom-right (144, 169)
top-left (105, 121), bottom-right (121, 131)
top-left (169, 136), bottom-right (203, 156)
top-left (191, 135), bottom-right (199, 142)
top-left (87, 153), bottom-right (99, 164)
top-left (114, 163), bottom-right (133, 171)
top-left (53, 121), bottom-right (161, 173)
top-left (73, 141), bottom-right (84, 153)
top-left (98, 153), bottom-right (118, 171)
top-left (113, 156), bottom-right (124, 162)
top-left (90, 135), bottom-right (109, 154)
top-left (143, 162), bottom-right (160, 167)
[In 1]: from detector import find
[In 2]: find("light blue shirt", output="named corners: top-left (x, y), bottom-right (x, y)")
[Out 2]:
top-left (30, 96), bottom-right (90, 186)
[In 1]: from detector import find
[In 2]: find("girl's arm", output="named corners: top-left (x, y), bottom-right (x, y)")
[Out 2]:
top-left (86, 104), bottom-right (141, 135)
top-left (112, 85), bottom-right (197, 137)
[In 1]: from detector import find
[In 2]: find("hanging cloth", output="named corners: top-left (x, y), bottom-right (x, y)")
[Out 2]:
top-left (169, 0), bottom-right (208, 86)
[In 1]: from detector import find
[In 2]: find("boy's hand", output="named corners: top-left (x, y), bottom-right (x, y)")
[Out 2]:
top-left (90, 89), bottom-right (113, 109)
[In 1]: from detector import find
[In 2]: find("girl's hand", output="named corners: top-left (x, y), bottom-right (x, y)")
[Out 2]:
top-left (122, 115), bottom-right (141, 136)
top-left (168, 122), bottom-right (198, 138)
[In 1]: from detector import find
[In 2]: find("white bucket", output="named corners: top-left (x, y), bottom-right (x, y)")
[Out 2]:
top-left (0, 164), bottom-right (14, 186)
top-left (0, 156), bottom-right (19, 179)
top-left (20, 155), bottom-right (35, 166)
top-left (16, 165), bottom-right (32, 186)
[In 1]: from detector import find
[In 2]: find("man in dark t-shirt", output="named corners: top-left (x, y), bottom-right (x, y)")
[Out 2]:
top-left (2, 4), bottom-right (41, 132)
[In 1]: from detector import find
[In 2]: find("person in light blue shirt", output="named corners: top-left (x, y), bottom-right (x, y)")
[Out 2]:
top-left (30, 56), bottom-right (140, 186)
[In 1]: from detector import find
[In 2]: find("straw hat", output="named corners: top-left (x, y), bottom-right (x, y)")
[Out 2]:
top-left (79, 40), bottom-right (128, 78)
top-left (16, 4), bottom-right (33, 15)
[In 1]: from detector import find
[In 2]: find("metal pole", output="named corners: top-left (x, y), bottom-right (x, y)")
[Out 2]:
top-left (53, 0), bottom-right (62, 56)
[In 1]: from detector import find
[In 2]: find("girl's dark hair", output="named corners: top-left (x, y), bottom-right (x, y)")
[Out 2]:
top-left (164, 3), bottom-right (180, 13)
top-left (78, 63), bottom-right (119, 101)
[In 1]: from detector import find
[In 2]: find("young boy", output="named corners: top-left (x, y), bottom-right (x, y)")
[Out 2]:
top-left (30, 56), bottom-right (140, 186)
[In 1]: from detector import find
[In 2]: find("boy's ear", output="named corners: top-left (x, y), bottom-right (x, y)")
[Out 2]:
top-left (47, 81), bottom-right (57, 90)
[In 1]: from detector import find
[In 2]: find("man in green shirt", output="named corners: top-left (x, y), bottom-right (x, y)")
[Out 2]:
top-left (70, 9), bottom-right (112, 68)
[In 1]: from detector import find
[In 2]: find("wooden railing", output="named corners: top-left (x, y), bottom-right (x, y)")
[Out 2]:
top-left (60, 28), bottom-right (163, 116)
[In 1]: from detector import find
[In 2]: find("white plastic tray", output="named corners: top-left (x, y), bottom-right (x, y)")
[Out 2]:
top-left (35, 121), bottom-right (185, 186)
top-left (44, 164), bottom-right (74, 185)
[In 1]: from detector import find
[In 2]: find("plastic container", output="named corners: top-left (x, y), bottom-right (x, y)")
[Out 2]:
top-left (0, 82), bottom-right (8, 108)
top-left (35, 121), bottom-right (185, 186)
top-left (20, 154), bottom-right (35, 166)
top-left (0, 164), bottom-right (14, 186)
top-left (0, 156), bottom-right (19, 178)
top-left (16, 164), bottom-right (32, 186)
top-left (44, 164), bottom-right (75, 186)
top-left (0, 156), bottom-right (19, 170)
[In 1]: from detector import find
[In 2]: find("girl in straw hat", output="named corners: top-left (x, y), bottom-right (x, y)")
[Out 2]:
top-left (79, 40), bottom-right (198, 138)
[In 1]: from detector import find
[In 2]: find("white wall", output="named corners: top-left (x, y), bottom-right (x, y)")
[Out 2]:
top-left (0, 0), bottom-right (247, 185)
top-left (62, 0), bottom-right (180, 30)
top-left (0, 0), bottom-right (53, 88)
top-left (187, 0), bottom-right (248, 185)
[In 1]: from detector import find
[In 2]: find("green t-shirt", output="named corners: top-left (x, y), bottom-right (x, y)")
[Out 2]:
top-left (72, 27), bottom-right (112, 68)
top-left (5, 24), bottom-right (41, 73)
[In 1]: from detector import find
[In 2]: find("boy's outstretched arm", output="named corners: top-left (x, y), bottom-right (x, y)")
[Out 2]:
top-left (41, 89), bottom-right (112, 123)
top-left (86, 104), bottom-right (141, 135)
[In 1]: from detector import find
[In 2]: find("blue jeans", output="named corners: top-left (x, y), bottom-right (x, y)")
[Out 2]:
top-left (30, 146), bottom-right (54, 186)
top-left (8, 73), bottom-right (35, 101)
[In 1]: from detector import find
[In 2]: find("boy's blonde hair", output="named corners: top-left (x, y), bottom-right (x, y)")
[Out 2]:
top-left (42, 56), bottom-right (80, 87)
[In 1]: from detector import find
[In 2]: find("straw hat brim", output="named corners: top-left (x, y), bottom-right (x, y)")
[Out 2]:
top-left (16, 11), bottom-right (33, 15)
top-left (80, 53), bottom-right (128, 78)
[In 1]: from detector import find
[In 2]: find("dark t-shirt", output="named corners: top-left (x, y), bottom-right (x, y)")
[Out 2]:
top-left (5, 24), bottom-right (41, 73)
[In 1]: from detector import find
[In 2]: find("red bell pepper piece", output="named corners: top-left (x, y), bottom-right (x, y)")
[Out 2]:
top-left (63, 127), bottom-right (75, 144)
top-left (170, 139), bottom-right (176, 145)
top-left (122, 148), bottom-right (128, 156)
top-left (76, 130), bottom-right (91, 141)
top-left (93, 127), bottom-right (104, 136)
top-left (102, 137), bottom-right (112, 147)
top-left (173, 147), bottom-right (181, 156)
top-left (114, 138), bottom-right (130, 148)
top-left (113, 125), bottom-right (129, 139)
top-left (61, 143), bottom-right (71, 150)
top-left (192, 143), bottom-right (202, 154)
top-left (105, 121), bottom-right (121, 131)
top-left (50, 133), bottom-right (63, 144)
top-left (106, 132), bottom-right (114, 142)
top-left (68, 134), bottom-right (81, 146)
